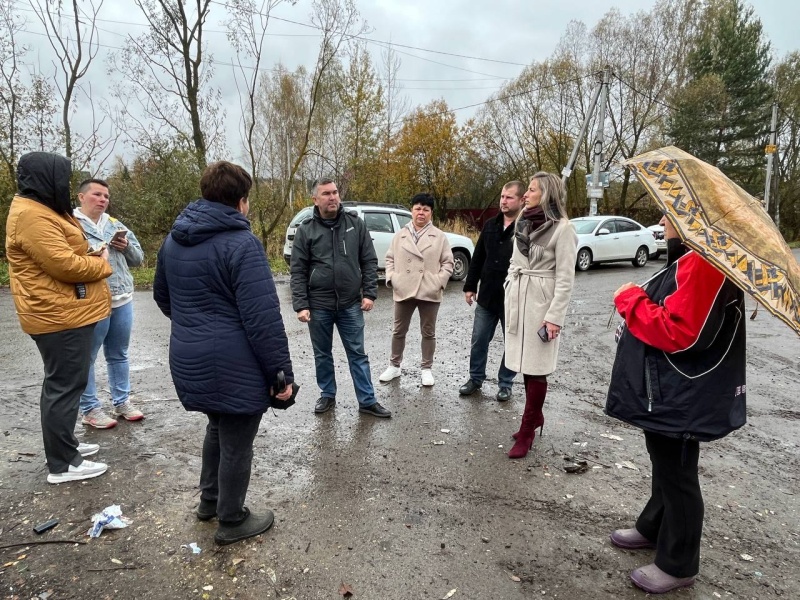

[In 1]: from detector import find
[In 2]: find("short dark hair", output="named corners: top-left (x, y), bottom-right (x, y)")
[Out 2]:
top-left (78, 178), bottom-right (109, 194)
top-left (410, 192), bottom-right (434, 209)
top-left (200, 161), bottom-right (252, 207)
top-left (311, 177), bottom-right (337, 197)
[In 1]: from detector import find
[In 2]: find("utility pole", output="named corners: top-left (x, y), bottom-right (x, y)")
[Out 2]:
top-left (286, 131), bottom-right (293, 206)
top-left (763, 101), bottom-right (778, 212)
top-left (587, 66), bottom-right (611, 216)
top-left (561, 75), bottom-right (604, 184)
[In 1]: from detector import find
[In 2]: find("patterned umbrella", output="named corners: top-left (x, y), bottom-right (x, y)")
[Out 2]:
top-left (624, 146), bottom-right (800, 337)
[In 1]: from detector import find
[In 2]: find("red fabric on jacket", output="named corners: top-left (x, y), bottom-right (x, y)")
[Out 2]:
top-left (614, 252), bottom-right (727, 354)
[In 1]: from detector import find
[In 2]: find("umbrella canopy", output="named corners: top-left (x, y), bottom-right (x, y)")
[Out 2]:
top-left (624, 146), bottom-right (800, 337)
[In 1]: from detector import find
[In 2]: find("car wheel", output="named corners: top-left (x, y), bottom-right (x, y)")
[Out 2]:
top-left (451, 250), bottom-right (469, 281)
top-left (632, 246), bottom-right (649, 268)
top-left (576, 248), bottom-right (592, 271)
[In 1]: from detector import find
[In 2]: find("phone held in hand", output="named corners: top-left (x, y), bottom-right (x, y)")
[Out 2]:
top-left (537, 324), bottom-right (550, 343)
top-left (111, 229), bottom-right (128, 243)
top-left (87, 243), bottom-right (107, 256)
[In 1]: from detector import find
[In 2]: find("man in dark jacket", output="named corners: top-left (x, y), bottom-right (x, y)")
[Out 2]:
top-left (290, 178), bottom-right (391, 418)
top-left (604, 215), bottom-right (746, 594)
top-left (459, 181), bottom-right (524, 401)
top-left (154, 161), bottom-right (295, 546)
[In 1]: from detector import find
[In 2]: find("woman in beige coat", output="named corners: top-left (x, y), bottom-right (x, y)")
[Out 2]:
top-left (504, 172), bottom-right (578, 459)
top-left (380, 193), bottom-right (454, 387)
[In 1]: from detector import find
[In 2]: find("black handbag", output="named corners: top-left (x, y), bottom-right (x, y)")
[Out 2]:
top-left (270, 371), bottom-right (299, 410)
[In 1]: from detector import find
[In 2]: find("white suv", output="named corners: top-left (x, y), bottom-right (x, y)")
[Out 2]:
top-left (283, 202), bottom-right (475, 281)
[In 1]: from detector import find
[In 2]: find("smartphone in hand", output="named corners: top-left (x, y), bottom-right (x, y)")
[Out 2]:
top-left (87, 243), bottom-right (107, 256)
top-left (111, 230), bottom-right (128, 243)
top-left (537, 324), bottom-right (550, 343)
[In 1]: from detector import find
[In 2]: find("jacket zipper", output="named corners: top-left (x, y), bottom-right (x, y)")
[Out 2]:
top-left (332, 227), bottom-right (340, 309)
top-left (644, 358), bottom-right (654, 412)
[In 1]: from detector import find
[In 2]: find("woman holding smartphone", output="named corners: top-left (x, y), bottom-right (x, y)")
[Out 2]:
top-left (74, 179), bottom-right (145, 429)
top-left (503, 172), bottom-right (578, 459)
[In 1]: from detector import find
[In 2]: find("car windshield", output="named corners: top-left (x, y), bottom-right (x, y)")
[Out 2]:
top-left (572, 219), bottom-right (601, 234)
top-left (289, 207), bottom-right (313, 227)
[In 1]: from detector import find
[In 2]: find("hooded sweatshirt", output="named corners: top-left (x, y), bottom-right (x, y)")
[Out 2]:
top-left (153, 199), bottom-right (293, 415)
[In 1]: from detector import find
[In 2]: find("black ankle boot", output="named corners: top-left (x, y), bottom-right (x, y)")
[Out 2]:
top-left (214, 508), bottom-right (275, 546)
top-left (196, 498), bottom-right (217, 521)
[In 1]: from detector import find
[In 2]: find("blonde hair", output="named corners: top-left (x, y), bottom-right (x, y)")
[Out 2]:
top-left (530, 171), bottom-right (568, 220)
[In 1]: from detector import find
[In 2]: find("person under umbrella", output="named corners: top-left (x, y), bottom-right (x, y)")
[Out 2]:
top-left (605, 214), bottom-right (747, 594)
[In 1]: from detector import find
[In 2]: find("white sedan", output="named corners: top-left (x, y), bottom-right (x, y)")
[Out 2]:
top-left (571, 216), bottom-right (657, 271)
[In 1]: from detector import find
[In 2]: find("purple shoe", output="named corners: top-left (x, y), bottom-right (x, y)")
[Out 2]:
top-left (610, 528), bottom-right (656, 549)
top-left (630, 563), bottom-right (696, 594)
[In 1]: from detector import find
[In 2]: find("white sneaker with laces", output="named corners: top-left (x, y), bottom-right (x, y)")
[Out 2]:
top-left (47, 460), bottom-right (108, 484)
top-left (421, 369), bottom-right (435, 387)
top-left (379, 365), bottom-right (402, 382)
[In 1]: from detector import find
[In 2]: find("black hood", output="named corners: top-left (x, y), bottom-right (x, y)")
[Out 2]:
top-left (17, 152), bottom-right (72, 215)
top-left (170, 199), bottom-right (250, 247)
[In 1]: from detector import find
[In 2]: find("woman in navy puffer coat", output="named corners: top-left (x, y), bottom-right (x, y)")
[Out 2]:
top-left (154, 161), bottom-right (294, 546)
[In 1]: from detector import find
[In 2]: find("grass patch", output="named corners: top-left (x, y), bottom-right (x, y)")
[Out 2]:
top-left (789, 240), bottom-right (800, 249)
top-left (0, 261), bottom-right (8, 286)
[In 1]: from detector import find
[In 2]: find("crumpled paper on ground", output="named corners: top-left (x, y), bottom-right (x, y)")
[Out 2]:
top-left (88, 505), bottom-right (132, 538)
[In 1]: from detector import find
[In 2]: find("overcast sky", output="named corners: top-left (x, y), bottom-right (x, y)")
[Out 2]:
top-left (14, 0), bottom-right (800, 166)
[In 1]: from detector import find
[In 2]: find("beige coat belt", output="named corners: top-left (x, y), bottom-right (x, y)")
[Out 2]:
top-left (506, 266), bottom-right (555, 335)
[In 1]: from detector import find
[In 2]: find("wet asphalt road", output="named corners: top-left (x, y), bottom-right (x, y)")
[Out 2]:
top-left (0, 253), bottom-right (799, 599)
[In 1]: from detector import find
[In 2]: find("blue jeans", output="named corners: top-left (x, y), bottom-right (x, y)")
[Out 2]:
top-left (469, 304), bottom-right (516, 389)
top-left (80, 301), bottom-right (133, 414)
top-left (308, 304), bottom-right (376, 408)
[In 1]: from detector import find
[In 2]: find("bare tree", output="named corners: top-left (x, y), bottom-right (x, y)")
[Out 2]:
top-left (225, 0), bottom-right (296, 190)
top-left (113, 0), bottom-right (222, 170)
top-left (30, 0), bottom-right (113, 171)
top-left (262, 0), bottom-right (368, 235)
top-left (0, 0), bottom-right (28, 180)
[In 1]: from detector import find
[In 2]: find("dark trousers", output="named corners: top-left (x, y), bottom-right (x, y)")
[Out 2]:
top-left (636, 431), bottom-right (703, 578)
top-left (199, 412), bottom-right (263, 524)
top-left (31, 324), bottom-right (96, 473)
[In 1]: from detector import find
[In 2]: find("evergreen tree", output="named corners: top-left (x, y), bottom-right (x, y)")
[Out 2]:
top-left (668, 0), bottom-right (773, 190)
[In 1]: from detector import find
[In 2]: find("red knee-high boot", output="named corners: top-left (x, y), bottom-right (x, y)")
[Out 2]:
top-left (508, 376), bottom-right (547, 459)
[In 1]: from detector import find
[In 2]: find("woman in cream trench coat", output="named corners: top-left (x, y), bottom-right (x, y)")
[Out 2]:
top-left (380, 193), bottom-right (454, 387)
top-left (504, 172), bottom-right (577, 458)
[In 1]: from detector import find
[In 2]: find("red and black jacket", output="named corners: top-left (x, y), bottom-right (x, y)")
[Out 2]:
top-left (605, 250), bottom-right (747, 441)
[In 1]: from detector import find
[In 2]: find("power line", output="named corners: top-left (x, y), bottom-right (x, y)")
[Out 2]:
top-left (420, 74), bottom-right (593, 119)
top-left (611, 72), bottom-right (676, 111)
top-left (13, 1), bottom-right (515, 83)
top-left (208, 0), bottom-right (527, 68)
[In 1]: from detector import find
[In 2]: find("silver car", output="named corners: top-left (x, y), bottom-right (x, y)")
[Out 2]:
top-left (283, 202), bottom-right (475, 281)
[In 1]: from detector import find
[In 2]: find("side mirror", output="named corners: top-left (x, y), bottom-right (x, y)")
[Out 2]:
top-left (597, 228), bottom-right (611, 236)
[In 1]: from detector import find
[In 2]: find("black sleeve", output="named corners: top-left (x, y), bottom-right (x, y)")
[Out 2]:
top-left (358, 218), bottom-right (378, 300)
top-left (290, 224), bottom-right (311, 313)
top-left (463, 224), bottom-right (488, 293)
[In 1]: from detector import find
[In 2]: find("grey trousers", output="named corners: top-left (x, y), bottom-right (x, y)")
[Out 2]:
top-left (390, 299), bottom-right (441, 369)
top-left (31, 324), bottom-right (96, 473)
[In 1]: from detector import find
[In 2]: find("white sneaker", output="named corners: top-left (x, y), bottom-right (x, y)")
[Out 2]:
top-left (421, 369), bottom-right (435, 386)
top-left (78, 442), bottom-right (100, 457)
top-left (379, 365), bottom-right (402, 382)
top-left (47, 460), bottom-right (108, 484)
